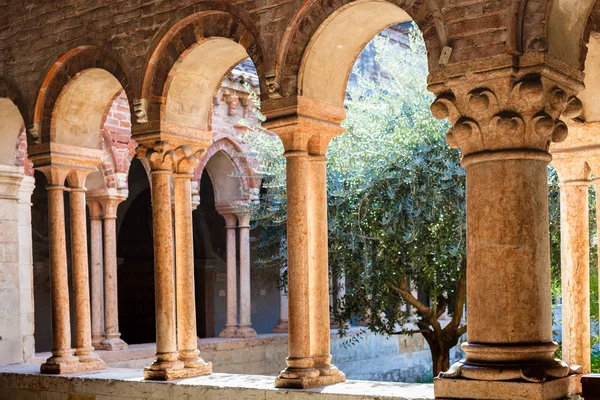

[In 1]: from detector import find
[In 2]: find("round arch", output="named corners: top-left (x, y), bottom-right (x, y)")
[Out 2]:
top-left (33, 45), bottom-right (133, 145)
top-left (0, 78), bottom-right (28, 167)
top-left (139, 10), bottom-right (265, 127)
top-left (196, 136), bottom-right (259, 204)
top-left (276, 0), bottom-right (445, 102)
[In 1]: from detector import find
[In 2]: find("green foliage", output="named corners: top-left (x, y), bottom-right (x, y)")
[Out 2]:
top-left (245, 25), bottom-right (466, 377)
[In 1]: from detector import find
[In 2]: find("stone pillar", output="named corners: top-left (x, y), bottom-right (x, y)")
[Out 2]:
top-left (264, 97), bottom-right (346, 389)
top-left (219, 211), bottom-right (239, 338)
top-left (38, 167), bottom-right (79, 373)
top-left (273, 264), bottom-right (289, 333)
top-left (308, 154), bottom-right (340, 381)
top-left (137, 143), bottom-right (185, 380)
top-left (67, 170), bottom-right (104, 369)
top-left (235, 212), bottom-right (257, 338)
top-left (87, 200), bottom-right (105, 349)
top-left (100, 196), bottom-right (127, 351)
top-left (431, 75), bottom-right (583, 398)
top-left (173, 147), bottom-right (211, 375)
top-left (560, 181), bottom-right (590, 373)
top-left (17, 174), bottom-right (36, 361)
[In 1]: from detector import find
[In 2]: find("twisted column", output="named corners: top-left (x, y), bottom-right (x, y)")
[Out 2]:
top-left (173, 145), bottom-right (211, 375)
top-left (87, 200), bottom-right (105, 349)
top-left (40, 167), bottom-right (79, 373)
top-left (100, 196), bottom-right (127, 351)
top-left (68, 170), bottom-right (104, 369)
top-left (218, 211), bottom-right (238, 338)
top-left (235, 212), bottom-right (257, 338)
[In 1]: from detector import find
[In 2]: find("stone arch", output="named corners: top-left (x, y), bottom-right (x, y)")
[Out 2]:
top-left (195, 136), bottom-right (259, 205)
top-left (275, 0), bottom-right (445, 102)
top-left (33, 46), bottom-right (134, 145)
top-left (138, 9), bottom-right (265, 128)
top-left (544, 0), bottom-right (597, 68)
top-left (0, 78), bottom-right (28, 167)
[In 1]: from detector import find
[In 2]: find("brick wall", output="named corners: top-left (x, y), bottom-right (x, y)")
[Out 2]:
top-left (0, 1), bottom-right (559, 133)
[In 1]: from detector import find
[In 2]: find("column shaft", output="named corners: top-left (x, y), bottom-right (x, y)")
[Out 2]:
top-left (102, 204), bottom-right (127, 350)
top-left (455, 152), bottom-right (569, 381)
top-left (273, 265), bottom-right (289, 333)
top-left (219, 214), bottom-right (238, 338)
top-left (144, 169), bottom-right (183, 378)
top-left (89, 212), bottom-right (104, 349)
top-left (174, 173), bottom-right (208, 370)
top-left (560, 183), bottom-right (591, 373)
top-left (308, 156), bottom-right (335, 374)
top-left (41, 184), bottom-right (78, 372)
top-left (236, 214), bottom-right (256, 337)
top-left (69, 188), bottom-right (95, 360)
top-left (275, 151), bottom-right (319, 387)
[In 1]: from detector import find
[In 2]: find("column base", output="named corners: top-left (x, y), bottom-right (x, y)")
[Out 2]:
top-left (101, 336), bottom-right (128, 351)
top-left (219, 326), bottom-right (239, 338)
top-left (41, 353), bottom-right (105, 374)
top-left (273, 321), bottom-right (288, 333)
top-left (143, 359), bottom-right (186, 381)
top-left (434, 373), bottom-right (581, 400)
top-left (235, 326), bottom-right (257, 338)
top-left (92, 335), bottom-right (105, 350)
top-left (275, 367), bottom-right (346, 389)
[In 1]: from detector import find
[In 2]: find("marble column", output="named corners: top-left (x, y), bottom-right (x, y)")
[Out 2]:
top-left (68, 170), bottom-right (104, 369)
top-left (431, 75), bottom-right (582, 399)
top-left (219, 211), bottom-right (239, 338)
top-left (139, 144), bottom-right (185, 380)
top-left (100, 197), bottom-right (127, 351)
top-left (265, 98), bottom-right (347, 389)
top-left (39, 167), bottom-right (79, 373)
top-left (273, 264), bottom-right (289, 333)
top-left (87, 200), bottom-right (105, 349)
top-left (173, 153), bottom-right (211, 375)
top-left (275, 150), bottom-right (320, 387)
top-left (308, 154), bottom-right (342, 382)
top-left (559, 180), bottom-right (591, 373)
top-left (235, 212), bottom-right (256, 338)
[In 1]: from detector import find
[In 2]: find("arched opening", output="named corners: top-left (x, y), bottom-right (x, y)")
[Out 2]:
top-left (31, 61), bottom-right (129, 357)
top-left (298, 1), bottom-right (411, 108)
top-left (0, 97), bottom-right (25, 165)
top-left (117, 159), bottom-right (154, 345)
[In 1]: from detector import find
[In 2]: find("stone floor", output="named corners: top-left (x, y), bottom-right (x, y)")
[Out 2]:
top-left (0, 363), bottom-right (434, 400)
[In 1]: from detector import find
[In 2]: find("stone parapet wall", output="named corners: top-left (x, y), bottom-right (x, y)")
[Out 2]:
top-left (0, 364), bottom-right (434, 400)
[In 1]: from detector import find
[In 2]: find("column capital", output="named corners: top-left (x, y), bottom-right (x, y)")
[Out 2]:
top-left (235, 213), bottom-right (251, 228)
top-left (217, 208), bottom-right (238, 228)
top-left (430, 73), bottom-right (583, 157)
top-left (263, 96), bottom-right (345, 155)
top-left (29, 143), bottom-right (102, 185)
top-left (0, 165), bottom-right (25, 200)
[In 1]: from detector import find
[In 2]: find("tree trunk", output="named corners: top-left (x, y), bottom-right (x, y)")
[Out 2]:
top-left (433, 347), bottom-right (451, 377)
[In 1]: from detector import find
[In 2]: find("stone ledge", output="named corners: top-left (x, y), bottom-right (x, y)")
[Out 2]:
top-left (0, 364), bottom-right (433, 400)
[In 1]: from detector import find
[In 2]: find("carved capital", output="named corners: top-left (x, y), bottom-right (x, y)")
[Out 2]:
top-left (136, 141), bottom-right (175, 171)
top-left (172, 145), bottom-right (202, 175)
top-left (430, 75), bottom-right (582, 156)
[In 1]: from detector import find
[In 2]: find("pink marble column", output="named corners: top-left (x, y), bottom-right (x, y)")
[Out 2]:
top-left (308, 155), bottom-right (343, 382)
top-left (100, 197), bottom-right (127, 351)
top-left (40, 168), bottom-right (79, 373)
top-left (235, 213), bottom-right (257, 338)
top-left (273, 264), bottom-right (289, 333)
top-left (142, 151), bottom-right (184, 380)
top-left (87, 200), bottom-right (105, 349)
top-left (67, 171), bottom-right (104, 369)
top-left (559, 181), bottom-right (591, 373)
top-left (219, 211), bottom-right (239, 338)
top-left (275, 150), bottom-right (320, 387)
top-left (173, 163), bottom-right (211, 374)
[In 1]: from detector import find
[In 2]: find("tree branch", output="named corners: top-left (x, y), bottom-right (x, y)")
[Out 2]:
top-left (457, 325), bottom-right (467, 337)
top-left (388, 276), bottom-right (442, 333)
top-left (451, 257), bottom-right (467, 329)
